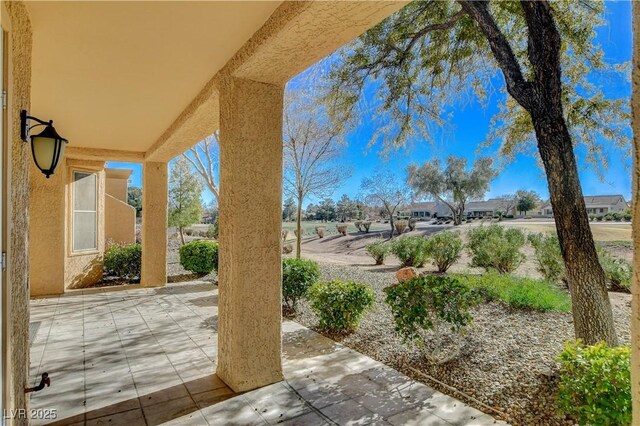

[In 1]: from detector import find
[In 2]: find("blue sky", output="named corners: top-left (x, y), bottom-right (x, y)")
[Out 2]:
top-left (109, 1), bottom-right (632, 207)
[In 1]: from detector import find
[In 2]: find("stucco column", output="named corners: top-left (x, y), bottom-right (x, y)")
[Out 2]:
top-left (632, 2), bottom-right (640, 421)
top-left (216, 76), bottom-right (284, 392)
top-left (141, 162), bottom-right (168, 287)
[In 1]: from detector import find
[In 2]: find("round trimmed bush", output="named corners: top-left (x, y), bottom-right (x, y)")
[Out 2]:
top-left (308, 280), bottom-right (375, 332)
top-left (179, 240), bottom-right (219, 274)
top-left (391, 236), bottom-right (429, 267)
top-left (282, 258), bottom-right (320, 311)
top-left (104, 243), bottom-right (142, 280)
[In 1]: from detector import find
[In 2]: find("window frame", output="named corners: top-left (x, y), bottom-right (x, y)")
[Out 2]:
top-left (70, 169), bottom-right (99, 255)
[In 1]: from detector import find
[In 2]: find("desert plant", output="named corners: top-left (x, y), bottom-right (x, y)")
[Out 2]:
top-left (366, 240), bottom-right (390, 265)
top-left (596, 215), bottom-right (603, 221)
top-left (598, 248), bottom-right (632, 292)
top-left (104, 243), bottom-right (142, 280)
top-left (384, 275), bottom-right (474, 342)
top-left (408, 217), bottom-right (418, 231)
top-left (179, 240), bottom-right (219, 274)
top-left (184, 228), bottom-right (195, 236)
top-left (336, 224), bottom-right (348, 236)
top-left (528, 233), bottom-right (565, 282)
top-left (315, 226), bottom-right (326, 238)
top-left (457, 272), bottom-right (571, 312)
top-left (362, 221), bottom-right (372, 232)
top-left (282, 243), bottom-right (293, 254)
top-left (466, 225), bottom-right (525, 273)
top-left (424, 231), bottom-right (462, 273)
top-left (623, 213), bottom-right (632, 222)
top-left (391, 236), bottom-right (429, 267)
top-left (281, 229), bottom-right (288, 242)
top-left (394, 220), bottom-right (408, 234)
top-left (282, 258), bottom-right (320, 312)
top-left (308, 280), bottom-right (375, 332)
top-left (211, 218), bottom-right (219, 239)
top-left (354, 221), bottom-right (363, 232)
top-left (557, 340), bottom-right (631, 426)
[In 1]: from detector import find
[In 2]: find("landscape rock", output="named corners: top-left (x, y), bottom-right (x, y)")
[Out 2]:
top-left (396, 267), bottom-right (418, 282)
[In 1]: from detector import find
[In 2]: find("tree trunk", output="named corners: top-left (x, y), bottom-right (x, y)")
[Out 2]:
top-left (296, 195), bottom-right (303, 259)
top-left (389, 214), bottom-right (395, 238)
top-left (179, 227), bottom-right (185, 245)
top-left (533, 113), bottom-right (618, 346)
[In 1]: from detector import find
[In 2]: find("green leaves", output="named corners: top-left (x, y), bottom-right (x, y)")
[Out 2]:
top-left (384, 275), bottom-right (474, 342)
top-left (557, 340), bottom-right (631, 425)
top-left (390, 236), bottom-right (430, 267)
top-left (104, 243), bottom-right (142, 280)
top-left (282, 258), bottom-right (320, 311)
top-left (467, 224), bottom-right (526, 273)
top-left (169, 157), bottom-right (204, 231)
top-left (424, 231), bottom-right (463, 273)
top-left (179, 240), bottom-right (218, 275)
top-left (308, 280), bottom-right (376, 333)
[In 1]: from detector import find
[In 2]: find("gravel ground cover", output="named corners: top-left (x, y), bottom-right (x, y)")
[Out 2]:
top-left (291, 261), bottom-right (632, 426)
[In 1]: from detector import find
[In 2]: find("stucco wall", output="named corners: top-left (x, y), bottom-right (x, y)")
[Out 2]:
top-left (29, 161), bottom-right (65, 296)
top-left (64, 160), bottom-right (105, 289)
top-left (105, 168), bottom-right (131, 203)
top-left (3, 0), bottom-right (33, 421)
top-left (140, 162), bottom-right (167, 287)
top-left (105, 194), bottom-right (136, 246)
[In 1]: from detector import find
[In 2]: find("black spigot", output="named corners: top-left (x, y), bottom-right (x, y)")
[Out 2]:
top-left (25, 372), bottom-right (50, 393)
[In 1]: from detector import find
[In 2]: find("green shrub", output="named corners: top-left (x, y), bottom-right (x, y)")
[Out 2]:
top-left (391, 236), bottom-right (429, 267)
top-left (557, 341), bottom-right (631, 426)
top-left (179, 240), bottom-right (219, 274)
top-left (104, 243), bottom-right (142, 280)
top-left (366, 240), bottom-right (390, 265)
top-left (384, 275), bottom-right (473, 342)
top-left (623, 213), bottom-right (632, 222)
top-left (596, 215), bottom-right (603, 221)
top-left (457, 272), bottom-right (571, 312)
top-left (598, 248), bottom-right (632, 292)
top-left (466, 225), bottom-right (525, 273)
top-left (282, 258), bottom-right (320, 311)
top-left (308, 280), bottom-right (375, 332)
top-left (424, 231), bottom-right (462, 273)
top-left (528, 233), bottom-right (564, 282)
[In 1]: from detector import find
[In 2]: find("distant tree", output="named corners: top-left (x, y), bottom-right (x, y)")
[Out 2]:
top-left (127, 186), bottom-right (142, 218)
top-left (316, 198), bottom-right (337, 222)
top-left (283, 196), bottom-right (296, 221)
top-left (408, 156), bottom-right (496, 225)
top-left (496, 194), bottom-right (517, 216)
top-left (305, 203), bottom-right (319, 221)
top-left (202, 201), bottom-right (218, 224)
top-left (516, 190), bottom-right (541, 216)
top-left (361, 170), bottom-right (410, 237)
top-left (283, 91), bottom-right (350, 258)
top-left (182, 132), bottom-right (219, 203)
top-left (336, 194), bottom-right (358, 221)
top-left (168, 157), bottom-right (204, 245)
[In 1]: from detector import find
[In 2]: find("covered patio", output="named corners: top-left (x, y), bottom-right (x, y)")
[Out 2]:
top-left (29, 282), bottom-right (501, 425)
top-left (1, 0), bottom-right (640, 424)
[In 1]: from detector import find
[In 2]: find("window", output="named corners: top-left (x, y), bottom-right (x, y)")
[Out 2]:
top-left (72, 171), bottom-right (97, 252)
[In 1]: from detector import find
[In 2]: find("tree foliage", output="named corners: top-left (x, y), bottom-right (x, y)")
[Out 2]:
top-left (360, 170), bottom-right (410, 237)
top-left (283, 90), bottom-right (350, 257)
top-left (336, 194), bottom-right (358, 221)
top-left (127, 186), bottom-right (142, 218)
top-left (408, 156), bottom-right (496, 225)
top-left (515, 189), bottom-right (540, 215)
top-left (168, 157), bottom-right (204, 244)
top-left (326, 0), bottom-right (629, 169)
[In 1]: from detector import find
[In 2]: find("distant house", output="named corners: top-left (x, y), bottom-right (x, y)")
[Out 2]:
top-left (540, 194), bottom-right (628, 216)
top-left (408, 198), bottom-right (515, 219)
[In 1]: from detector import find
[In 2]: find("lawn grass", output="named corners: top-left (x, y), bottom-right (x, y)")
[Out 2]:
top-left (455, 272), bottom-right (572, 312)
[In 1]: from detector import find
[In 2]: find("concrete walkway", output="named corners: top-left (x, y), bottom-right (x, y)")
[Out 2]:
top-left (29, 282), bottom-right (505, 426)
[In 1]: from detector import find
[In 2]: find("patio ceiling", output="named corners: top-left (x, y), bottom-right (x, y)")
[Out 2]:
top-left (26, 1), bottom-right (406, 161)
top-left (27, 1), bottom-right (282, 154)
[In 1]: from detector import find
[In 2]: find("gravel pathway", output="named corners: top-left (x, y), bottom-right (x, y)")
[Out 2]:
top-left (291, 261), bottom-right (632, 426)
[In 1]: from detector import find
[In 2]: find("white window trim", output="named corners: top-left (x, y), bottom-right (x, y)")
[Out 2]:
top-left (71, 169), bottom-right (99, 254)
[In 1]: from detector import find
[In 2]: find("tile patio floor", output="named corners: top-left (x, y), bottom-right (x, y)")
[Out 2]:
top-left (29, 281), bottom-right (505, 426)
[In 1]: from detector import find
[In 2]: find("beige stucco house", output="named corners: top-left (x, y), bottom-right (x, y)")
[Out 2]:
top-left (539, 194), bottom-right (629, 217)
top-left (30, 164), bottom-right (135, 296)
top-left (1, 1), bottom-right (640, 423)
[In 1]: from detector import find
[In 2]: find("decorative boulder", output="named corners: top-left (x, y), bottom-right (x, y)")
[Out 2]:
top-left (396, 267), bottom-right (418, 283)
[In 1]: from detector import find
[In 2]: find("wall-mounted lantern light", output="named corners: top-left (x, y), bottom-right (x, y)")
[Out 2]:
top-left (20, 110), bottom-right (68, 178)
